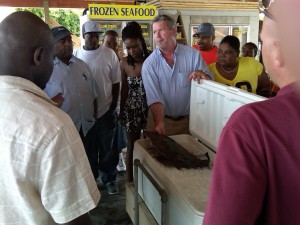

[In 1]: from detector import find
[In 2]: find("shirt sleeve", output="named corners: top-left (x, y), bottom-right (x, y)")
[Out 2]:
top-left (203, 107), bottom-right (267, 225)
top-left (44, 80), bottom-right (64, 99)
top-left (195, 50), bottom-right (214, 80)
top-left (111, 52), bottom-right (121, 84)
top-left (254, 59), bottom-right (264, 76)
top-left (142, 58), bottom-right (165, 106)
top-left (39, 124), bottom-right (100, 224)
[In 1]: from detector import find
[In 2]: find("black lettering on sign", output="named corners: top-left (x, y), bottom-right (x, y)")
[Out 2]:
top-left (90, 7), bottom-right (100, 15)
top-left (91, 6), bottom-right (156, 17)
top-left (93, 7), bottom-right (119, 16)
top-left (125, 8), bottom-right (156, 17)
top-left (98, 7), bottom-right (106, 15)
top-left (124, 8), bottom-right (129, 16)
top-left (140, 8), bottom-right (144, 16)
top-left (120, 8), bottom-right (125, 16)
top-left (129, 8), bottom-right (134, 16)
top-left (149, 9), bottom-right (155, 16)
top-left (110, 7), bottom-right (119, 16)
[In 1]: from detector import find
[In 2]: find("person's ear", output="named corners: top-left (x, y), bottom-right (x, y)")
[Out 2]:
top-left (33, 47), bottom-right (44, 66)
top-left (273, 41), bottom-right (283, 68)
top-left (172, 28), bottom-right (177, 37)
top-left (212, 35), bottom-right (216, 41)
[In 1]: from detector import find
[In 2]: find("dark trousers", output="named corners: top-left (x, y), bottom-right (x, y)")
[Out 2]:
top-left (96, 110), bottom-right (119, 184)
top-left (80, 124), bottom-right (98, 179)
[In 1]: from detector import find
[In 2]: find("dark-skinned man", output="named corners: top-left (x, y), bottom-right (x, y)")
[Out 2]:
top-left (74, 21), bottom-right (121, 195)
top-left (44, 26), bottom-right (100, 180)
top-left (192, 22), bottom-right (218, 65)
top-left (0, 12), bottom-right (99, 225)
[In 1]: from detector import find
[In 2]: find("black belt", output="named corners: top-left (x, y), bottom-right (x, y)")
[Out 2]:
top-left (165, 115), bottom-right (188, 121)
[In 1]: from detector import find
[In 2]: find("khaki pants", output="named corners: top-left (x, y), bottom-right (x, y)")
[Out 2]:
top-left (146, 110), bottom-right (190, 136)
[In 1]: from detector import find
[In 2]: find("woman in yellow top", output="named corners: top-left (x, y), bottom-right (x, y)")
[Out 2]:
top-left (208, 35), bottom-right (271, 96)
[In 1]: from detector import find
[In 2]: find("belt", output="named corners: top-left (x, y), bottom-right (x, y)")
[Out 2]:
top-left (165, 115), bottom-right (188, 121)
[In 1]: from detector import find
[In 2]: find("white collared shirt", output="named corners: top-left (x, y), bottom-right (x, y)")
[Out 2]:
top-left (44, 56), bottom-right (99, 136)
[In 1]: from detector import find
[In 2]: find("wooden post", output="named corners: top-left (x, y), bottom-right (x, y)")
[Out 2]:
top-left (43, 0), bottom-right (50, 24)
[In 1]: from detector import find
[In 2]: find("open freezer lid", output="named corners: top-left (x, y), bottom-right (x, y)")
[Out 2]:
top-left (189, 80), bottom-right (266, 151)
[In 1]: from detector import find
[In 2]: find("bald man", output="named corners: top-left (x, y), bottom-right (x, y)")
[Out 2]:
top-left (0, 12), bottom-right (100, 225)
top-left (203, 1), bottom-right (300, 225)
top-left (277, 1), bottom-right (300, 88)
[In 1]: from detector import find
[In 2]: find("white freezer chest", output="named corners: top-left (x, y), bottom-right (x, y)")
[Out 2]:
top-left (126, 80), bottom-right (266, 225)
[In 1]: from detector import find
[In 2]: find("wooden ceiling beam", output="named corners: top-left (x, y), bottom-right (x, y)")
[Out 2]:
top-left (146, 0), bottom-right (258, 10)
top-left (0, 0), bottom-right (135, 8)
top-left (0, 0), bottom-right (258, 8)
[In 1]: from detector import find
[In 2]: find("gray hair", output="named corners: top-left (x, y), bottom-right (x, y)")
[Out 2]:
top-left (152, 14), bottom-right (176, 29)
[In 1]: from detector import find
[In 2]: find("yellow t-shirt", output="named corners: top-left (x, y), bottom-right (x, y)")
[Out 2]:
top-left (208, 57), bottom-right (263, 93)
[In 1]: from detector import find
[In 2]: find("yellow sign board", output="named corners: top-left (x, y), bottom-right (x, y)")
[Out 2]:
top-left (88, 4), bottom-right (157, 20)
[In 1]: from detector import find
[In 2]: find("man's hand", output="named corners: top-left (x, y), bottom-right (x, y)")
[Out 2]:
top-left (51, 93), bottom-right (64, 107)
top-left (189, 70), bottom-right (212, 84)
top-left (155, 121), bottom-right (165, 135)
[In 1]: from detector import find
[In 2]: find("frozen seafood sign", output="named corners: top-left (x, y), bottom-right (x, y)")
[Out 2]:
top-left (88, 4), bottom-right (157, 20)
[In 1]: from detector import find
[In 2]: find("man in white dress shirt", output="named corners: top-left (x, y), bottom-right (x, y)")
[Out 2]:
top-left (44, 26), bottom-right (100, 179)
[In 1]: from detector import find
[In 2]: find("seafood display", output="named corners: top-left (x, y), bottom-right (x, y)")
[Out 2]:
top-left (144, 131), bottom-right (210, 169)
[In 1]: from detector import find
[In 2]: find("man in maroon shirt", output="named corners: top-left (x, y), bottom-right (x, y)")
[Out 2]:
top-left (203, 1), bottom-right (300, 225)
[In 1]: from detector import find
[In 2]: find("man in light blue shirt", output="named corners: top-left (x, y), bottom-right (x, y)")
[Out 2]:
top-left (44, 26), bottom-right (99, 179)
top-left (142, 14), bottom-right (213, 135)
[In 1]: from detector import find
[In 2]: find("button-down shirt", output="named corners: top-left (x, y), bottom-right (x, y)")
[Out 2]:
top-left (44, 56), bottom-right (99, 136)
top-left (0, 76), bottom-right (100, 224)
top-left (142, 43), bottom-right (213, 117)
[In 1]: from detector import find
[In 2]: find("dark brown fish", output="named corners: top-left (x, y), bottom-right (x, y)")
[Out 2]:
top-left (144, 131), bottom-right (210, 170)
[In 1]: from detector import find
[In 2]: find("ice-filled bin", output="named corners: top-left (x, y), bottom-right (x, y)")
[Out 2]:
top-left (126, 80), bottom-right (266, 225)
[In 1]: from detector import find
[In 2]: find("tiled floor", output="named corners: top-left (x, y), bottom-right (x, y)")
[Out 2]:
top-left (90, 171), bottom-right (134, 225)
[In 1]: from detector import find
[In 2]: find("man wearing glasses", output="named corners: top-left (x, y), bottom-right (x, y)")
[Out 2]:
top-left (204, 1), bottom-right (300, 224)
top-left (192, 22), bottom-right (218, 65)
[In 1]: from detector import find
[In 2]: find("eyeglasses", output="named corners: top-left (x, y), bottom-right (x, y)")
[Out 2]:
top-left (259, 0), bottom-right (275, 20)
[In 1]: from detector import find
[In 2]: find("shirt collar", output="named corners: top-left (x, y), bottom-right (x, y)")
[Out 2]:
top-left (157, 43), bottom-right (179, 58)
top-left (0, 76), bottom-right (56, 106)
top-left (54, 56), bottom-right (76, 65)
top-left (277, 82), bottom-right (300, 96)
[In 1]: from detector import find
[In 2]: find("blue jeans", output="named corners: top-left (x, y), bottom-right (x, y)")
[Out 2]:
top-left (112, 122), bottom-right (127, 151)
top-left (95, 109), bottom-right (118, 184)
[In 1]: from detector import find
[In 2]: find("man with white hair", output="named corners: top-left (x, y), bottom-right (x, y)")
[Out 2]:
top-left (142, 14), bottom-right (213, 136)
top-left (203, 1), bottom-right (300, 224)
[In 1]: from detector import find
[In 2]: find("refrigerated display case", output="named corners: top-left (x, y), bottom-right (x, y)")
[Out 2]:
top-left (126, 80), bottom-right (266, 225)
